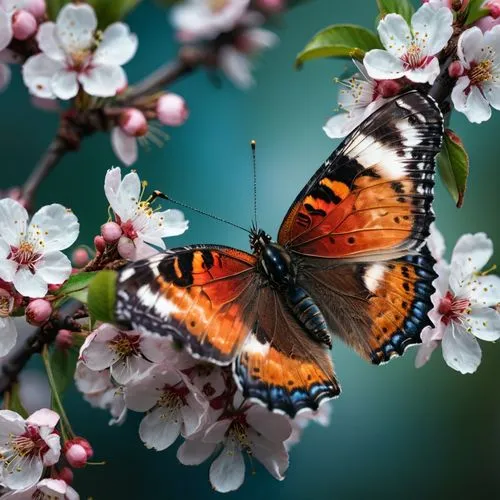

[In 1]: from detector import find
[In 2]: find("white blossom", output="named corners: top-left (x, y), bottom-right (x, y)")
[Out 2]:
top-left (364, 4), bottom-right (453, 84)
top-left (22, 3), bottom-right (137, 99)
top-left (451, 26), bottom-right (500, 123)
top-left (416, 229), bottom-right (500, 373)
top-left (0, 409), bottom-right (61, 490)
top-left (2, 479), bottom-right (79, 499)
top-left (0, 199), bottom-right (79, 298)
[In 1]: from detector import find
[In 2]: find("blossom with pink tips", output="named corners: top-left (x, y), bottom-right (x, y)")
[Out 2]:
top-left (364, 3), bottom-right (453, 84)
top-left (22, 3), bottom-right (137, 99)
top-left (416, 228), bottom-right (500, 373)
top-left (0, 198), bottom-right (79, 298)
top-left (103, 167), bottom-right (188, 260)
top-left (157, 93), bottom-right (189, 126)
top-left (64, 438), bottom-right (93, 468)
top-left (178, 401), bottom-right (291, 493)
top-left (0, 408), bottom-right (61, 490)
top-left (2, 478), bottom-right (79, 499)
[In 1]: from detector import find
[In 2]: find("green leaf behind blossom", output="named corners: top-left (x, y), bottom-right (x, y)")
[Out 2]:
top-left (53, 272), bottom-right (98, 306)
top-left (49, 346), bottom-right (80, 397)
top-left (437, 129), bottom-right (470, 208)
top-left (7, 383), bottom-right (29, 419)
top-left (465, 0), bottom-right (490, 24)
top-left (376, 0), bottom-right (415, 24)
top-left (296, 24), bottom-right (382, 68)
top-left (87, 270), bottom-right (118, 324)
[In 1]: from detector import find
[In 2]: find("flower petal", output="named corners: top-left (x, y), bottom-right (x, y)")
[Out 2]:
top-left (22, 54), bottom-right (63, 98)
top-left (0, 9), bottom-right (12, 52)
top-left (415, 339), bottom-right (439, 368)
top-left (219, 46), bottom-right (253, 89)
top-left (13, 267), bottom-right (48, 298)
top-left (209, 439), bottom-right (245, 493)
top-left (35, 251), bottom-right (72, 286)
top-left (79, 64), bottom-right (126, 98)
top-left (203, 419), bottom-right (232, 443)
top-left (405, 56), bottom-right (440, 84)
top-left (0, 317), bottom-right (17, 358)
top-left (30, 204), bottom-right (79, 252)
top-left (177, 438), bottom-right (216, 465)
top-left (483, 81), bottom-right (500, 110)
top-left (465, 307), bottom-right (500, 341)
top-left (0, 198), bottom-right (28, 246)
top-left (458, 27), bottom-right (485, 68)
top-left (55, 3), bottom-right (96, 54)
top-left (442, 324), bottom-right (482, 374)
top-left (50, 69), bottom-right (79, 100)
top-left (411, 5), bottom-right (453, 55)
top-left (81, 336), bottom-right (118, 371)
top-left (249, 430), bottom-right (289, 480)
top-left (111, 355), bottom-right (151, 385)
top-left (36, 22), bottom-right (65, 61)
top-left (377, 13), bottom-right (411, 56)
top-left (363, 49), bottom-right (405, 80)
top-left (111, 127), bottom-right (138, 167)
top-left (2, 455), bottom-right (43, 490)
top-left (139, 406), bottom-right (182, 451)
top-left (0, 62), bottom-right (11, 93)
top-left (465, 85), bottom-right (492, 123)
top-left (0, 257), bottom-right (17, 283)
top-left (427, 223), bottom-right (446, 261)
top-left (246, 405), bottom-right (292, 443)
top-left (93, 22), bottom-right (138, 66)
top-left (154, 209), bottom-right (189, 238)
top-left (451, 75), bottom-right (471, 113)
top-left (323, 112), bottom-right (362, 139)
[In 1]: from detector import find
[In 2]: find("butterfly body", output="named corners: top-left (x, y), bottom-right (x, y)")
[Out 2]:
top-left (114, 91), bottom-right (444, 417)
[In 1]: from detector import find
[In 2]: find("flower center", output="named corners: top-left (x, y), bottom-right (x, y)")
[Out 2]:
top-left (438, 290), bottom-right (471, 326)
top-left (0, 296), bottom-right (12, 318)
top-left (121, 220), bottom-right (138, 240)
top-left (110, 333), bottom-right (141, 358)
top-left (402, 42), bottom-right (431, 69)
top-left (10, 241), bottom-right (41, 270)
top-left (209, 0), bottom-right (229, 12)
top-left (69, 49), bottom-right (92, 72)
top-left (469, 59), bottom-right (494, 86)
top-left (228, 419), bottom-right (251, 451)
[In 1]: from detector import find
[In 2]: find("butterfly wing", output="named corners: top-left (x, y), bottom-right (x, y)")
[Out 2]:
top-left (234, 285), bottom-right (340, 416)
top-left (278, 91), bottom-right (443, 259)
top-left (114, 245), bottom-right (259, 365)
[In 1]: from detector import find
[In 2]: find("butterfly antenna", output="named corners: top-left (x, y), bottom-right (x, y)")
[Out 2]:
top-left (251, 139), bottom-right (258, 229)
top-left (152, 191), bottom-right (250, 234)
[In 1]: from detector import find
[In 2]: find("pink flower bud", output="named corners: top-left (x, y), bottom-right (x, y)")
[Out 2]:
top-left (26, 299), bottom-right (52, 326)
top-left (56, 466), bottom-right (74, 485)
top-left (72, 437), bottom-right (94, 459)
top-left (156, 94), bottom-right (189, 127)
top-left (56, 329), bottom-right (73, 350)
top-left (24, 0), bottom-right (46, 18)
top-left (64, 443), bottom-right (88, 468)
top-left (12, 10), bottom-right (37, 41)
top-left (119, 108), bottom-right (148, 137)
top-left (117, 236), bottom-right (135, 260)
top-left (486, 0), bottom-right (500, 18)
top-left (101, 221), bottom-right (123, 243)
top-left (72, 248), bottom-right (90, 268)
top-left (448, 60), bottom-right (464, 78)
top-left (375, 79), bottom-right (402, 98)
top-left (256, 0), bottom-right (285, 12)
top-left (94, 235), bottom-right (106, 254)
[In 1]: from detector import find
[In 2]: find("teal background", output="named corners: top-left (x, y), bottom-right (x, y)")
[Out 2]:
top-left (1, 0), bottom-right (500, 498)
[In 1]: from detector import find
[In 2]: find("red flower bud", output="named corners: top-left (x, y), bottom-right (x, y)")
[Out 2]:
top-left (26, 299), bottom-right (52, 326)
top-left (101, 221), bottom-right (123, 243)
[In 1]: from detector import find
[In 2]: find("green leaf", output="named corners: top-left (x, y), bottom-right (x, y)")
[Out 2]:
top-left (376, 0), bottom-right (415, 24)
top-left (437, 129), bottom-right (469, 208)
top-left (87, 270), bottom-right (118, 324)
top-left (49, 347), bottom-right (79, 396)
top-left (54, 272), bottom-right (98, 306)
top-left (296, 24), bottom-right (382, 68)
top-left (46, 0), bottom-right (63, 20)
top-left (7, 383), bottom-right (29, 419)
top-left (465, 0), bottom-right (490, 24)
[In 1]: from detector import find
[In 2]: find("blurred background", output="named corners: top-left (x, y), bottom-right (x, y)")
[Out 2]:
top-left (2, 0), bottom-right (500, 498)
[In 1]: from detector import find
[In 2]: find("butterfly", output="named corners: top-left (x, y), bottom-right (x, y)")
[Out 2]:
top-left (113, 91), bottom-right (444, 417)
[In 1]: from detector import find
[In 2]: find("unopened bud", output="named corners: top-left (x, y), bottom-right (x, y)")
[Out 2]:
top-left (375, 79), bottom-right (402, 98)
top-left (486, 0), bottom-right (500, 18)
top-left (156, 94), bottom-right (189, 127)
top-left (119, 108), bottom-right (148, 137)
top-left (12, 10), bottom-right (37, 40)
top-left (101, 222), bottom-right (123, 243)
top-left (117, 236), bottom-right (135, 260)
top-left (56, 466), bottom-right (74, 485)
top-left (24, 0), bottom-right (46, 18)
top-left (448, 60), bottom-right (464, 78)
top-left (72, 248), bottom-right (90, 268)
top-left (256, 0), bottom-right (285, 12)
top-left (26, 299), bottom-right (52, 326)
top-left (64, 443), bottom-right (88, 468)
top-left (94, 235), bottom-right (106, 254)
top-left (55, 329), bottom-right (73, 350)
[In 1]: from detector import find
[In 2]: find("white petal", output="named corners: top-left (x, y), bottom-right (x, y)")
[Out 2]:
top-left (34, 251), bottom-right (72, 286)
top-left (79, 64), bottom-right (126, 98)
top-left (451, 233), bottom-right (493, 282)
top-left (13, 267), bottom-right (48, 298)
top-left (113, 169), bottom-right (141, 219)
top-left (363, 49), bottom-right (405, 80)
top-left (483, 81), bottom-right (500, 110)
top-left (110, 354), bottom-right (151, 385)
top-left (249, 430), bottom-right (289, 480)
top-left (36, 22), bottom-right (65, 61)
top-left (427, 223), bottom-right (446, 261)
top-left (0, 410), bottom-right (27, 438)
top-left (203, 419), bottom-right (232, 443)
top-left (464, 275), bottom-right (500, 307)
top-left (458, 27), bottom-right (485, 68)
top-left (244, 28), bottom-right (279, 51)
top-left (209, 439), bottom-right (245, 493)
top-left (2, 456), bottom-right (43, 490)
top-left (139, 406), bottom-right (182, 451)
top-left (464, 85), bottom-right (492, 123)
top-left (103, 167), bottom-right (122, 209)
top-left (0, 317), bottom-right (17, 358)
top-left (465, 307), bottom-right (500, 341)
top-left (154, 209), bottom-right (189, 238)
top-left (93, 22), bottom-right (138, 66)
top-left (377, 13), bottom-right (411, 56)
top-left (180, 402), bottom-right (203, 437)
top-left (415, 340), bottom-right (439, 368)
top-left (139, 335), bottom-right (166, 364)
top-left (0, 63), bottom-right (11, 93)
top-left (451, 75), bottom-right (470, 113)
top-left (0, 9), bottom-right (12, 52)
top-left (41, 432), bottom-right (61, 466)
top-left (411, 5), bottom-right (453, 55)
top-left (442, 324), bottom-right (482, 374)
top-left (0, 198), bottom-right (28, 246)
top-left (124, 380), bottom-right (159, 412)
top-left (323, 112), bottom-right (362, 139)
top-left (55, 3), bottom-right (96, 54)
top-left (246, 405), bottom-right (292, 443)
top-left (0, 257), bottom-right (17, 283)
top-left (219, 46), bottom-right (254, 89)
top-left (50, 69), bottom-right (79, 100)
top-left (405, 57), bottom-right (440, 84)
top-left (111, 127), bottom-right (138, 167)
top-left (30, 204), bottom-right (79, 252)
top-left (177, 438), bottom-right (216, 465)
top-left (81, 339), bottom-right (117, 371)
top-left (22, 53), bottom-right (63, 99)
top-left (74, 361), bottom-right (110, 394)
top-left (37, 479), bottom-right (68, 498)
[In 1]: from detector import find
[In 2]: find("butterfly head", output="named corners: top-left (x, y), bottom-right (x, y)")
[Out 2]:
top-left (249, 227), bottom-right (272, 255)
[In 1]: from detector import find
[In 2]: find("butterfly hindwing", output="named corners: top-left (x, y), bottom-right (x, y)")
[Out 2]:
top-left (115, 246), bottom-right (258, 364)
top-left (278, 91), bottom-right (444, 259)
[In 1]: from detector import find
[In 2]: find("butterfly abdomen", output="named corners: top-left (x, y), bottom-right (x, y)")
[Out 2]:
top-left (287, 286), bottom-right (332, 349)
